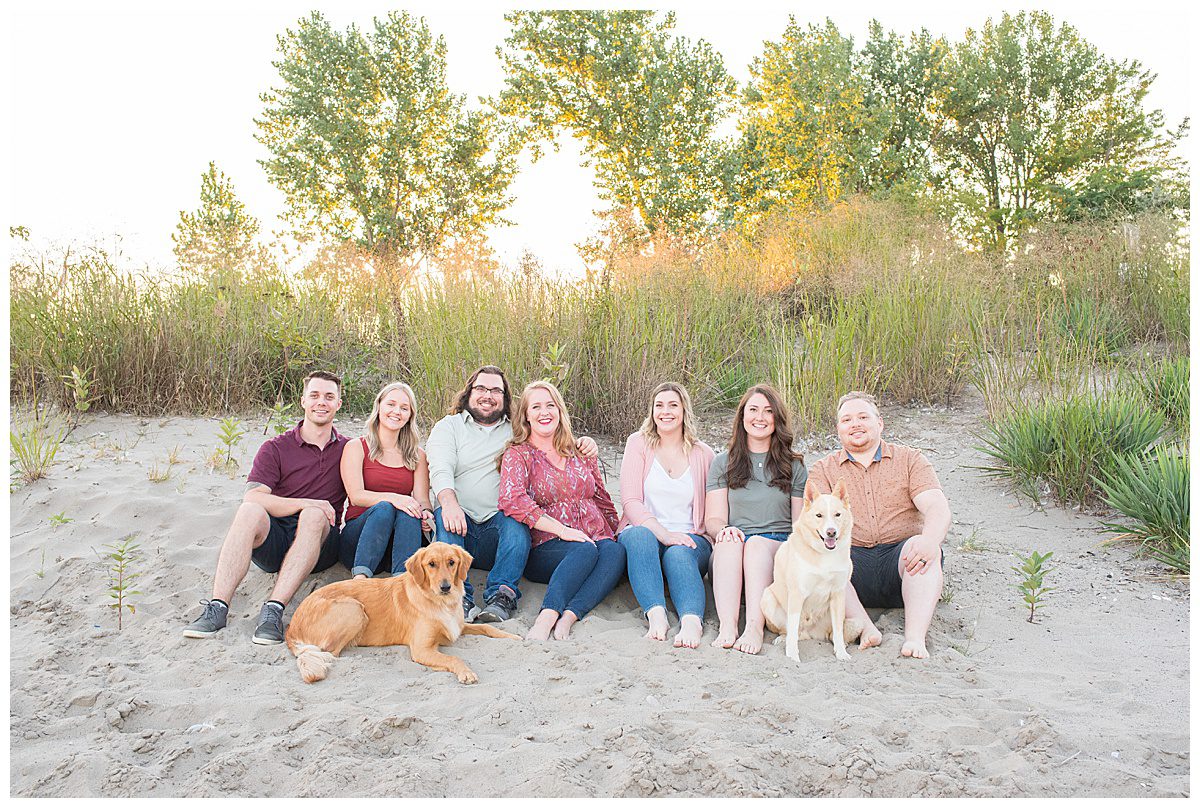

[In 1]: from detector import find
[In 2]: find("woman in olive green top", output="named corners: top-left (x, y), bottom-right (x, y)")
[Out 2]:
top-left (705, 384), bottom-right (806, 654)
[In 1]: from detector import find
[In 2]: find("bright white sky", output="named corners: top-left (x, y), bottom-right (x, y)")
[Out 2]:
top-left (5, 0), bottom-right (1193, 276)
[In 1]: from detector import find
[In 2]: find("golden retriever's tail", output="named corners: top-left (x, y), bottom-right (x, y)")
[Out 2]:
top-left (293, 643), bottom-right (335, 683)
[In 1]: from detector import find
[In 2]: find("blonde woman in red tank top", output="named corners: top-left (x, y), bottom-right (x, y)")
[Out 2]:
top-left (338, 382), bottom-right (434, 578)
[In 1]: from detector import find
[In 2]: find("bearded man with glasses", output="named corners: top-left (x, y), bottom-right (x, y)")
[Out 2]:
top-left (427, 365), bottom-right (597, 623)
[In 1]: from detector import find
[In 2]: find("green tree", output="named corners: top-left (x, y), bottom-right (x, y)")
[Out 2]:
top-left (737, 19), bottom-right (870, 216)
top-left (857, 22), bottom-right (952, 192)
top-left (172, 162), bottom-right (261, 278)
top-left (498, 11), bottom-right (737, 245)
top-left (256, 11), bottom-right (517, 273)
top-left (941, 11), bottom-right (1184, 248)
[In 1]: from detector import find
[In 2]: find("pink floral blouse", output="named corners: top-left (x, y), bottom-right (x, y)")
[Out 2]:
top-left (498, 443), bottom-right (619, 548)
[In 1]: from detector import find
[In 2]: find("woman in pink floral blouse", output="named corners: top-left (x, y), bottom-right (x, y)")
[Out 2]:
top-left (498, 381), bottom-right (624, 640)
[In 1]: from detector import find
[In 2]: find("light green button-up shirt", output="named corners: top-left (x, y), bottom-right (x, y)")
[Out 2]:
top-left (426, 411), bottom-right (514, 523)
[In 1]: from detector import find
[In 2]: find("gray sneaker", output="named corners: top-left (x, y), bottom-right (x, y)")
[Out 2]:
top-left (476, 586), bottom-right (517, 623)
top-left (463, 596), bottom-right (479, 624)
top-left (252, 601), bottom-right (285, 645)
top-left (183, 599), bottom-right (228, 639)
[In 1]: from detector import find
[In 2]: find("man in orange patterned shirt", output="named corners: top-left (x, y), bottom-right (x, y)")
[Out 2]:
top-left (808, 392), bottom-right (952, 659)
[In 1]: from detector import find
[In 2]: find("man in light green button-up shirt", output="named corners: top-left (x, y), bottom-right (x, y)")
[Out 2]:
top-left (428, 365), bottom-right (598, 625)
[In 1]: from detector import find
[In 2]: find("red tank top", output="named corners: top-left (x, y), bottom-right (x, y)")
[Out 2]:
top-left (345, 437), bottom-right (416, 522)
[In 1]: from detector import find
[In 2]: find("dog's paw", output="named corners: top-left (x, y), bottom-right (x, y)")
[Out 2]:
top-left (772, 635), bottom-right (785, 645)
top-left (456, 669), bottom-right (479, 684)
top-left (835, 649), bottom-right (852, 662)
top-left (786, 649), bottom-right (801, 663)
top-left (501, 631), bottom-right (521, 640)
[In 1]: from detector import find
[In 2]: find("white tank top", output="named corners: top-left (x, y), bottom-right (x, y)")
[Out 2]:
top-left (643, 458), bottom-right (695, 533)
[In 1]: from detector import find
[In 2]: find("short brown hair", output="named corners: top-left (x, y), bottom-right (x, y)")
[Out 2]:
top-left (837, 391), bottom-right (879, 417)
top-left (303, 371), bottom-right (342, 396)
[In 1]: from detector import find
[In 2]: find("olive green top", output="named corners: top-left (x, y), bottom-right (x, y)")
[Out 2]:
top-left (706, 450), bottom-right (807, 535)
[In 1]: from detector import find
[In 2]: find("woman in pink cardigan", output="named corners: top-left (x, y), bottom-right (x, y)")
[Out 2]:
top-left (617, 382), bottom-right (715, 649)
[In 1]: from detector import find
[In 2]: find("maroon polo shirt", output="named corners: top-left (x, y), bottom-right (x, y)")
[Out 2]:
top-left (247, 421), bottom-right (349, 515)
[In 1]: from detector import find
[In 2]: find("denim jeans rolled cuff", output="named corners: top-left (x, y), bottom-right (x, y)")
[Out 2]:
top-left (526, 538), bottom-right (626, 619)
top-left (340, 501), bottom-right (423, 578)
top-left (433, 507), bottom-right (532, 602)
top-left (619, 526), bottom-right (711, 619)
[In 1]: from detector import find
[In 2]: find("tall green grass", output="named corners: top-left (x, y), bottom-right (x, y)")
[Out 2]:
top-left (9, 202), bottom-right (1189, 442)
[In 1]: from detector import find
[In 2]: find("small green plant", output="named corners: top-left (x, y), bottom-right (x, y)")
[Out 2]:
top-left (49, 512), bottom-right (73, 528)
top-left (95, 536), bottom-right (143, 630)
top-left (215, 417), bottom-right (246, 468)
top-left (147, 462), bottom-right (172, 483)
top-left (540, 342), bottom-right (571, 395)
top-left (36, 548), bottom-right (46, 579)
top-left (10, 416), bottom-right (63, 485)
top-left (63, 364), bottom-right (99, 418)
top-left (958, 528), bottom-right (989, 553)
top-left (1013, 550), bottom-right (1054, 623)
top-left (264, 400), bottom-right (298, 435)
top-left (1099, 445), bottom-right (1189, 574)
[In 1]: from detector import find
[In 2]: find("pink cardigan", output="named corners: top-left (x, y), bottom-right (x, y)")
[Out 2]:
top-left (616, 431), bottom-right (715, 541)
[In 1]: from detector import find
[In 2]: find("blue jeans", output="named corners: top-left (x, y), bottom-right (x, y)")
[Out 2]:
top-left (338, 502), bottom-right (424, 578)
top-left (524, 538), bottom-right (626, 618)
top-left (433, 508), bottom-right (531, 603)
top-left (618, 526), bottom-right (712, 619)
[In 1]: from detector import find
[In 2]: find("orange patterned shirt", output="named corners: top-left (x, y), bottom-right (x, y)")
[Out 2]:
top-left (808, 441), bottom-right (942, 548)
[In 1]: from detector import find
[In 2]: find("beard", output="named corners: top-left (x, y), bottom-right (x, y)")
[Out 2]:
top-left (467, 403), bottom-right (504, 425)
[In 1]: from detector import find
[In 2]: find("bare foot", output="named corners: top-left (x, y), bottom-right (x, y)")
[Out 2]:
top-left (710, 624), bottom-right (737, 648)
top-left (733, 626), bottom-right (764, 655)
top-left (645, 607), bottom-right (669, 641)
top-left (859, 624), bottom-right (883, 649)
top-left (525, 609), bottom-right (558, 641)
top-left (553, 611), bottom-right (579, 640)
top-left (672, 615), bottom-right (703, 649)
top-left (901, 638), bottom-right (928, 659)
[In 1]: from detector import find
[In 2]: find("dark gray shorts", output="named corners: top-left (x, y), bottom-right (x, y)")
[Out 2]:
top-left (850, 540), bottom-right (944, 609)
top-left (251, 514), bottom-right (341, 574)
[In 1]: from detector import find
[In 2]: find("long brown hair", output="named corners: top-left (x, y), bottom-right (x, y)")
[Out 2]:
top-left (450, 365), bottom-right (513, 421)
top-left (364, 382), bottom-right (421, 468)
top-left (638, 382), bottom-right (698, 454)
top-left (726, 384), bottom-right (800, 492)
top-left (500, 380), bottom-right (579, 468)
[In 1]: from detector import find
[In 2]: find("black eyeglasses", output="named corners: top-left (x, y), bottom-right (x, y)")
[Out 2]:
top-left (471, 385), bottom-right (504, 397)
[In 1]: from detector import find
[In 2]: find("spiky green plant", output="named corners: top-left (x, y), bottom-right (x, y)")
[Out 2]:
top-left (1099, 446), bottom-right (1189, 574)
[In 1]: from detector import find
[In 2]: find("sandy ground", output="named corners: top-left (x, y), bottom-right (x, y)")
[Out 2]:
top-left (8, 389), bottom-right (1189, 797)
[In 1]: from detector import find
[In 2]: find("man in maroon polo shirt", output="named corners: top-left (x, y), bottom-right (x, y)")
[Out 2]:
top-left (184, 371), bottom-right (349, 645)
top-left (808, 392), bottom-right (952, 660)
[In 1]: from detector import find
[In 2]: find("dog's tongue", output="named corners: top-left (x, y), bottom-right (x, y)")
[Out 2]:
top-left (824, 536), bottom-right (838, 550)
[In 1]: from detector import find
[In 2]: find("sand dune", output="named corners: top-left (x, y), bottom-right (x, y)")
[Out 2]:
top-left (9, 393), bottom-right (1189, 796)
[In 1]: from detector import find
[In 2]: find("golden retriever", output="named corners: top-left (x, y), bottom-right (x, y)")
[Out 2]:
top-left (285, 543), bottom-right (519, 684)
top-left (761, 479), bottom-right (863, 662)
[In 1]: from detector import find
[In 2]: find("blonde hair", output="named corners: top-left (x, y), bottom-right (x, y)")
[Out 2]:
top-left (504, 380), bottom-right (578, 462)
top-left (365, 382), bottom-right (421, 469)
top-left (638, 382), bottom-right (698, 453)
top-left (837, 391), bottom-right (880, 418)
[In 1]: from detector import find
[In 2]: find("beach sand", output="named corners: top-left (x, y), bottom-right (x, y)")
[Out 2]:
top-left (8, 390), bottom-right (1189, 796)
